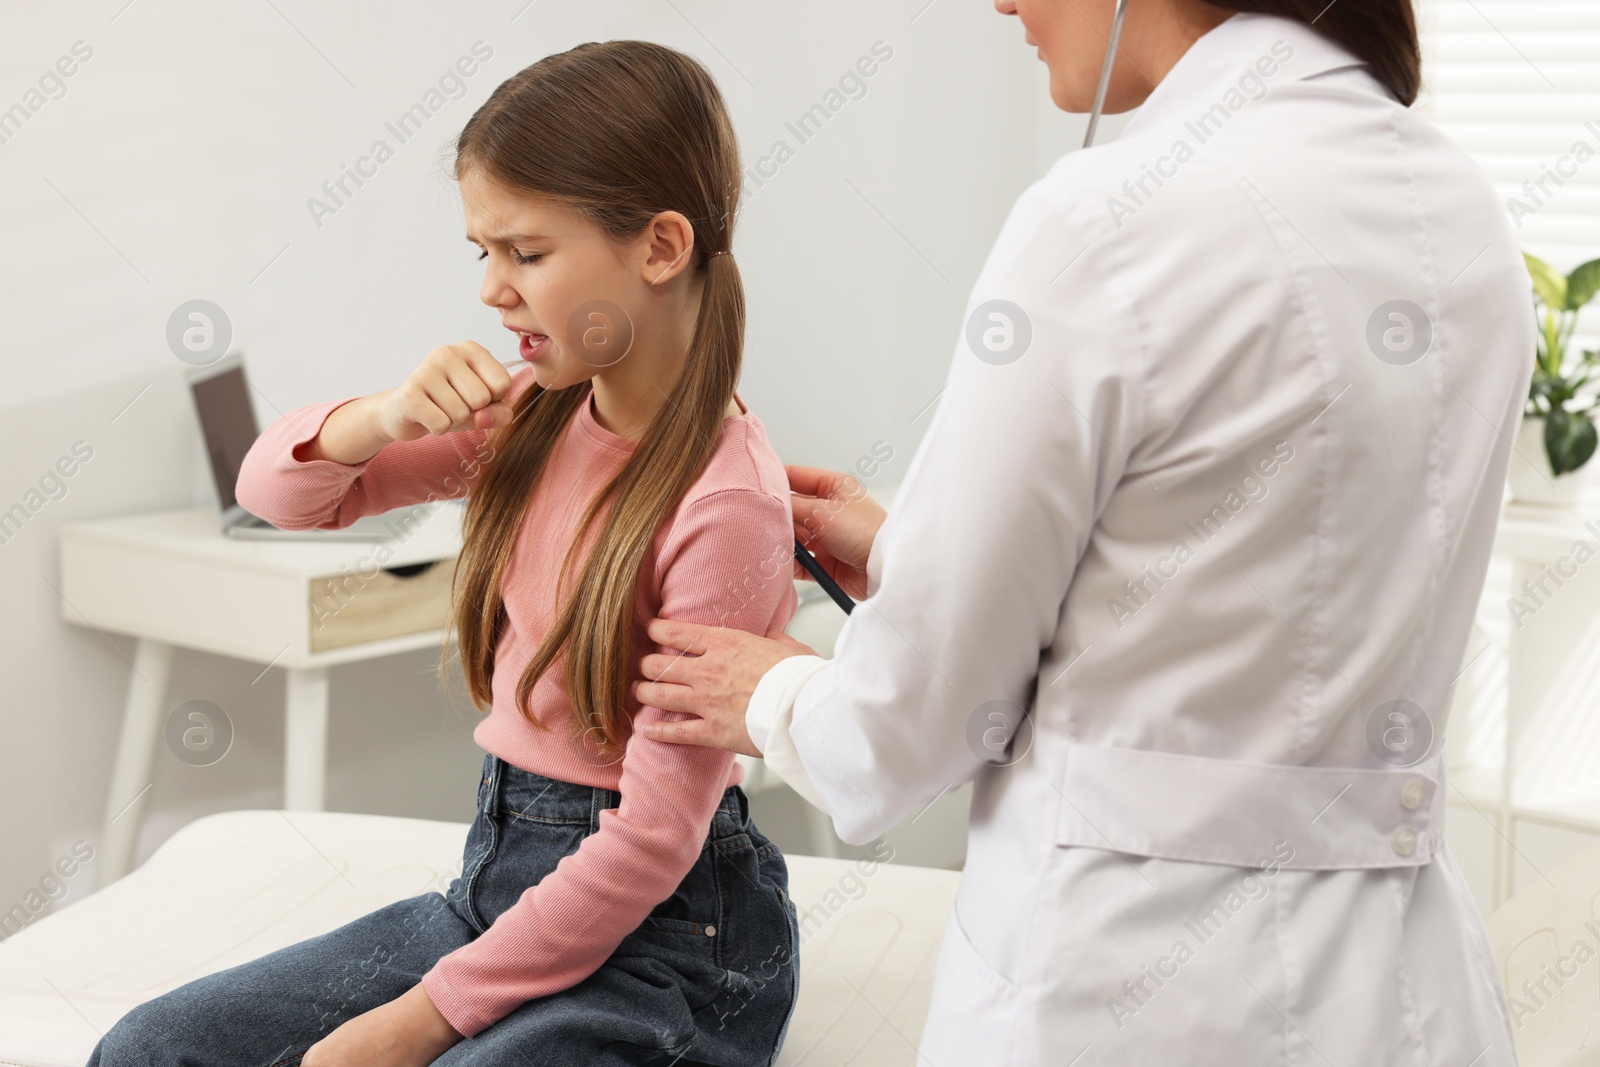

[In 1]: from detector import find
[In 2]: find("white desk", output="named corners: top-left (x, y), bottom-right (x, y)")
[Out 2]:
top-left (57, 503), bottom-right (467, 886)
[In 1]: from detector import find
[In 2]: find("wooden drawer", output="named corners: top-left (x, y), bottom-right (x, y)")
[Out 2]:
top-left (308, 558), bottom-right (456, 652)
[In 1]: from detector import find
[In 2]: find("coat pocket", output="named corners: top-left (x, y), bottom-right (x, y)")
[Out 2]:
top-left (917, 900), bottom-right (1021, 1066)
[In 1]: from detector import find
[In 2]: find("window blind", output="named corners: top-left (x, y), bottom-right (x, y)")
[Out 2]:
top-left (1416, 0), bottom-right (1600, 349)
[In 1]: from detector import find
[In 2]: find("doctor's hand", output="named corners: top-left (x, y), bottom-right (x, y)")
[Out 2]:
top-left (300, 982), bottom-right (462, 1067)
top-left (634, 621), bottom-right (817, 757)
top-left (787, 465), bottom-right (886, 600)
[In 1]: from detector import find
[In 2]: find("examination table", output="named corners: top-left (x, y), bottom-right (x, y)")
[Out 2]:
top-left (0, 810), bottom-right (959, 1066)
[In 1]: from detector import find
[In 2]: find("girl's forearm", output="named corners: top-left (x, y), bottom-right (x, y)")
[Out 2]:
top-left (296, 390), bottom-right (395, 465)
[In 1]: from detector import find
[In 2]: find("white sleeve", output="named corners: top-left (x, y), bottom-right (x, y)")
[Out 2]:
top-left (748, 176), bottom-right (1142, 845)
top-left (745, 654), bottom-right (832, 811)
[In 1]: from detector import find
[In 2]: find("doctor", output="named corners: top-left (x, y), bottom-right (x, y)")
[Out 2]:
top-left (637, 1), bottom-right (1532, 1063)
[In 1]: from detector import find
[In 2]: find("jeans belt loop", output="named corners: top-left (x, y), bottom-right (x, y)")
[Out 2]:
top-left (484, 755), bottom-right (501, 819)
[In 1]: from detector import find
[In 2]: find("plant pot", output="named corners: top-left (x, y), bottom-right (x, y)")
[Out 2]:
top-left (1508, 415), bottom-right (1593, 506)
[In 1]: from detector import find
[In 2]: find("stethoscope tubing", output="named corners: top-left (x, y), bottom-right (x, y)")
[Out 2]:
top-left (793, 539), bottom-right (856, 615)
top-left (1083, 0), bottom-right (1131, 149)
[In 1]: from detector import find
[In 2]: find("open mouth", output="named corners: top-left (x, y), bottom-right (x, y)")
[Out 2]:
top-left (506, 325), bottom-right (549, 360)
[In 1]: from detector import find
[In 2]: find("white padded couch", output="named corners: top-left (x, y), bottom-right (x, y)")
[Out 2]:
top-left (0, 810), bottom-right (959, 1067)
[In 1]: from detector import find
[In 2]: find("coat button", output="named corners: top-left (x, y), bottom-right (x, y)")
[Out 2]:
top-left (1400, 780), bottom-right (1425, 810)
top-left (704, 925), bottom-right (717, 936)
top-left (1392, 825), bottom-right (1417, 857)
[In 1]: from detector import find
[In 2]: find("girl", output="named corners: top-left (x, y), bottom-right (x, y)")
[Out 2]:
top-left (89, 40), bottom-right (802, 1067)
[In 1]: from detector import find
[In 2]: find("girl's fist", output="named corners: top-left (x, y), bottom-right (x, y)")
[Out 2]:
top-left (377, 342), bottom-right (516, 442)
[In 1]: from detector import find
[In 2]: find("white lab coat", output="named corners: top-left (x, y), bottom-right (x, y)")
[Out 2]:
top-left (748, 12), bottom-right (1534, 1066)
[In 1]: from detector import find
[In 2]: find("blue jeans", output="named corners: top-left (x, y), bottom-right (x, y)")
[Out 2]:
top-left (87, 753), bottom-right (800, 1066)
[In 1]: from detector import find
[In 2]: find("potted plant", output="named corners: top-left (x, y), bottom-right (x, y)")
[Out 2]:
top-left (1509, 252), bottom-right (1600, 506)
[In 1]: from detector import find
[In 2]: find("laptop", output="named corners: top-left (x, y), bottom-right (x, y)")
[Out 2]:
top-left (187, 352), bottom-right (434, 541)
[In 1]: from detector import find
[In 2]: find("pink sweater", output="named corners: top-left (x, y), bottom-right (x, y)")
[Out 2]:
top-left (234, 369), bottom-right (798, 1038)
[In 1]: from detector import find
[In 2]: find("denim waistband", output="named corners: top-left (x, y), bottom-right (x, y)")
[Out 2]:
top-left (477, 752), bottom-right (747, 829)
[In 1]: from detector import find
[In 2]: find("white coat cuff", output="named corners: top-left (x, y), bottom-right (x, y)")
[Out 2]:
top-left (747, 654), bottom-right (833, 813)
top-left (865, 526), bottom-right (886, 599)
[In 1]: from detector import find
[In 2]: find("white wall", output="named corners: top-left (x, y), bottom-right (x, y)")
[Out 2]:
top-left (0, 1), bottom-right (1091, 913)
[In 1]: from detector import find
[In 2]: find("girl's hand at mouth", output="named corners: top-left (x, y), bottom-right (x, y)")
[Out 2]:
top-left (376, 341), bottom-right (518, 442)
top-left (292, 341), bottom-right (521, 466)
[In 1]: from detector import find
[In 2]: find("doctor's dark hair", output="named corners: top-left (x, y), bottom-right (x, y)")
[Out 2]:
top-left (1207, 0), bottom-right (1421, 106)
top-left (442, 40), bottom-right (744, 756)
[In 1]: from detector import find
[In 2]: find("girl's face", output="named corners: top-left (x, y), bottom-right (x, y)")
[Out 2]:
top-left (462, 167), bottom-right (660, 392)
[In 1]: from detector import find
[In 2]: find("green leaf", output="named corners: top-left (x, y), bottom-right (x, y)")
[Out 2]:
top-left (1526, 252), bottom-right (1569, 310)
top-left (1568, 258), bottom-right (1600, 310)
top-left (1545, 410), bottom-right (1598, 476)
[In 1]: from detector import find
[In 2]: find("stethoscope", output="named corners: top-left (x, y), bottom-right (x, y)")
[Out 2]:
top-left (1083, 0), bottom-right (1131, 149)
top-left (793, 0), bottom-right (1130, 616)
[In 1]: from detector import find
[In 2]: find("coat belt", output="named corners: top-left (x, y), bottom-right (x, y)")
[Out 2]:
top-left (1053, 742), bottom-right (1445, 870)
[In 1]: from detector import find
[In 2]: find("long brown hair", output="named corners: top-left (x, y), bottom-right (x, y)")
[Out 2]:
top-left (441, 41), bottom-right (744, 756)
top-left (1207, 0), bottom-right (1421, 106)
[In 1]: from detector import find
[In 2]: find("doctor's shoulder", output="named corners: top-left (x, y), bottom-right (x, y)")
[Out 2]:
top-left (969, 132), bottom-right (1219, 299)
top-left (1031, 138), bottom-right (1158, 240)
top-left (1004, 129), bottom-right (1246, 261)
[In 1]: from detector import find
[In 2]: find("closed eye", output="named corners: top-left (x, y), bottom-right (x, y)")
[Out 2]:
top-left (476, 248), bottom-right (543, 266)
